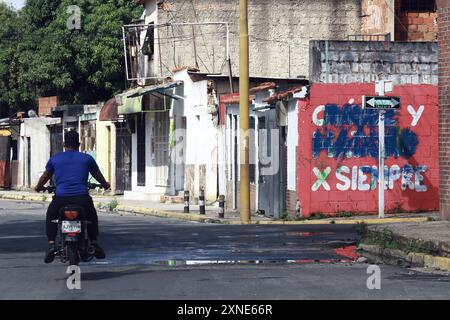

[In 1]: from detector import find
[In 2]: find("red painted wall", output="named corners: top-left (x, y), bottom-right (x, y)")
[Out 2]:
top-left (297, 83), bottom-right (439, 217)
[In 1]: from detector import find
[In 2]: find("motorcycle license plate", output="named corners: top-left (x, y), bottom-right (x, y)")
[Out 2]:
top-left (62, 221), bottom-right (81, 234)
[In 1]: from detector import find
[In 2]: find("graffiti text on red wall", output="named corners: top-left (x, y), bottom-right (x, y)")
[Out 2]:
top-left (312, 103), bottom-right (420, 159)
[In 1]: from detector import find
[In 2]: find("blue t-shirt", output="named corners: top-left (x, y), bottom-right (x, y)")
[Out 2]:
top-left (45, 150), bottom-right (99, 197)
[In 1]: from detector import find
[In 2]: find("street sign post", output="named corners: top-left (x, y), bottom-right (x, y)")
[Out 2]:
top-left (362, 81), bottom-right (400, 219)
top-left (378, 110), bottom-right (385, 219)
top-left (363, 96), bottom-right (400, 109)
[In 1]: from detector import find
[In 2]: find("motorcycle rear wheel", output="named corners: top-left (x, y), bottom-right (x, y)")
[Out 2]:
top-left (67, 242), bottom-right (80, 266)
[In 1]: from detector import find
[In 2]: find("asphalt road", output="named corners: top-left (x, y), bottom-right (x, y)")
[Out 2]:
top-left (0, 200), bottom-right (449, 300)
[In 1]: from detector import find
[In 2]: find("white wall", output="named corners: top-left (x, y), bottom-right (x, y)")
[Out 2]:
top-left (129, 112), bottom-right (167, 195)
top-left (173, 70), bottom-right (219, 201)
top-left (156, 0), bottom-right (362, 79)
top-left (18, 118), bottom-right (61, 188)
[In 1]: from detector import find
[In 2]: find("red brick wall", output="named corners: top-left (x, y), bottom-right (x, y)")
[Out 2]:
top-left (395, 0), bottom-right (438, 41)
top-left (438, 0), bottom-right (450, 220)
top-left (38, 96), bottom-right (59, 117)
top-left (297, 83), bottom-right (439, 217)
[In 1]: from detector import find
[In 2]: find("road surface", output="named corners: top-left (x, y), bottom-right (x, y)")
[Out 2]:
top-left (0, 200), bottom-right (448, 299)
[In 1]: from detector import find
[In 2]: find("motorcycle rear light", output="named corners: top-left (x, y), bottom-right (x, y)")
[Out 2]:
top-left (64, 210), bottom-right (79, 220)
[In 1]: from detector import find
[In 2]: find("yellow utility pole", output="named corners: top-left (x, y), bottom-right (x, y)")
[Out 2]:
top-left (239, 0), bottom-right (250, 223)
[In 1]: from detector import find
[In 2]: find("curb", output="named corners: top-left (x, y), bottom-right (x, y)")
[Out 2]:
top-left (0, 194), bottom-right (50, 202)
top-left (115, 204), bottom-right (223, 224)
top-left (0, 194), bottom-right (432, 226)
top-left (358, 244), bottom-right (450, 272)
top-left (362, 225), bottom-right (450, 258)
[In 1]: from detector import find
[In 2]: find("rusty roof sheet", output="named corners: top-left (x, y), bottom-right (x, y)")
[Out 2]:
top-left (172, 66), bottom-right (201, 73)
top-left (99, 98), bottom-right (118, 121)
top-left (263, 86), bottom-right (304, 104)
top-left (249, 82), bottom-right (277, 94)
top-left (222, 95), bottom-right (255, 105)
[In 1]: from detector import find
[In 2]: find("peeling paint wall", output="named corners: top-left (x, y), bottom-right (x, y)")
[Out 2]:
top-left (297, 83), bottom-right (439, 216)
top-left (361, 0), bottom-right (395, 40)
top-left (173, 70), bottom-right (219, 202)
top-left (155, 0), bottom-right (361, 79)
top-left (310, 40), bottom-right (438, 85)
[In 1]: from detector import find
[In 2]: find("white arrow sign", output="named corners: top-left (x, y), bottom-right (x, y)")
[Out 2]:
top-left (364, 96), bottom-right (400, 109)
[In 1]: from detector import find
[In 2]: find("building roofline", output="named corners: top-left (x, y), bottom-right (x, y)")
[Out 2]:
top-left (187, 72), bottom-right (309, 83)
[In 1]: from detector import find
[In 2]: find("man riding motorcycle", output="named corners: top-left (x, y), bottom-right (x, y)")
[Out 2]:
top-left (35, 130), bottom-right (110, 263)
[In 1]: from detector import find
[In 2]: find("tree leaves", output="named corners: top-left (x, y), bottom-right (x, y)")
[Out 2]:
top-left (0, 0), bottom-right (141, 115)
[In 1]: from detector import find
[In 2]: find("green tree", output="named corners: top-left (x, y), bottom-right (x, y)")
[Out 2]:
top-left (0, 2), bottom-right (23, 117)
top-left (2, 0), bottom-right (141, 115)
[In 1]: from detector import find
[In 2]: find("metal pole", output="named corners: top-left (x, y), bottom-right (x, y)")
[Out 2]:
top-left (184, 190), bottom-right (190, 213)
top-left (377, 83), bottom-right (386, 219)
top-left (378, 110), bottom-right (385, 219)
top-left (122, 27), bottom-right (130, 83)
top-left (218, 195), bottom-right (225, 218)
top-left (199, 187), bottom-right (206, 215)
top-left (239, 0), bottom-right (250, 223)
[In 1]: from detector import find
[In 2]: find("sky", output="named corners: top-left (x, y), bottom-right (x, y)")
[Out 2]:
top-left (1, 0), bottom-right (25, 10)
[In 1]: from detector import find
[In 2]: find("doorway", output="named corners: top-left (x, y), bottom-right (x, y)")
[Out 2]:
top-left (115, 122), bottom-right (132, 194)
top-left (154, 111), bottom-right (170, 187)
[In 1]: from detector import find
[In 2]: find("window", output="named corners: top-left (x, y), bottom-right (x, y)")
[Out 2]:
top-left (401, 0), bottom-right (436, 12)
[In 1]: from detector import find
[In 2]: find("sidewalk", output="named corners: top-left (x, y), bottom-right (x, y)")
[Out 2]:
top-left (0, 189), bottom-right (439, 225)
top-left (359, 221), bottom-right (450, 272)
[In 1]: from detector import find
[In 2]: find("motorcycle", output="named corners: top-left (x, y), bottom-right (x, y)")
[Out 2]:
top-left (41, 183), bottom-right (103, 266)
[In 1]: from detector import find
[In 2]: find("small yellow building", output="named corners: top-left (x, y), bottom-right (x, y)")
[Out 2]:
top-left (96, 99), bottom-right (118, 193)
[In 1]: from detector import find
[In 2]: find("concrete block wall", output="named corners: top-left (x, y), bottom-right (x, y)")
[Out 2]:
top-left (297, 83), bottom-right (439, 217)
top-left (310, 40), bottom-right (438, 85)
top-left (156, 0), bottom-right (361, 79)
top-left (438, 0), bottom-right (450, 220)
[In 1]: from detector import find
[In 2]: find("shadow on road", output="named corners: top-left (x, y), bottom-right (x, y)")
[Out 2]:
top-left (54, 266), bottom-right (156, 282)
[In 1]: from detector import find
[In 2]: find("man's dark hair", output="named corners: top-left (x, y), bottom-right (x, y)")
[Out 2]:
top-left (64, 130), bottom-right (80, 149)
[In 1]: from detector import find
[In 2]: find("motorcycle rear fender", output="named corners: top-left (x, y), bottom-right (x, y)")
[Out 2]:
top-left (64, 235), bottom-right (80, 242)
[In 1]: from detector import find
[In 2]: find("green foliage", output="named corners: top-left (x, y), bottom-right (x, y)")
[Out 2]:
top-left (279, 212), bottom-right (288, 220)
top-left (308, 212), bottom-right (328, 220)
top-left (335, 211), bottom-right (356, 218)
top-left (108, 199), bottom-right (119, 210)
top-left (361, 228), bottom-right (400, 250)
top-left (0, 0), bottom-right (141, 115)
top-left (0, 2), bottom-right (24, 117)
top-left (354, 222), bottom-right (368, 236)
